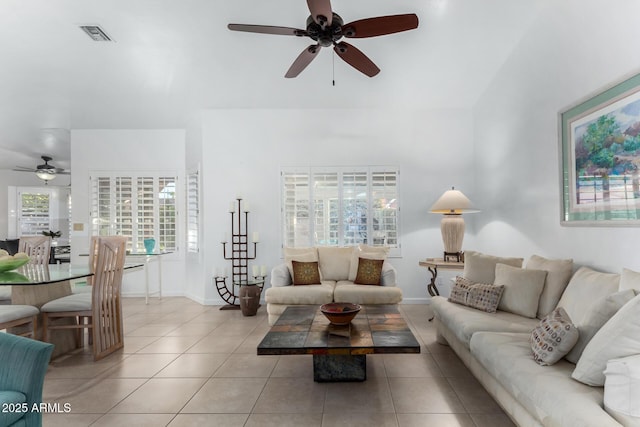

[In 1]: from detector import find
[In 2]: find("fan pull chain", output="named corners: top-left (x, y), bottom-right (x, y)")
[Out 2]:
top-left (332, 50), bottom-right (335, 86)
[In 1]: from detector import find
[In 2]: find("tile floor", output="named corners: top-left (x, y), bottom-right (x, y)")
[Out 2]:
top-left (41, 298), bottom-right (516, 427)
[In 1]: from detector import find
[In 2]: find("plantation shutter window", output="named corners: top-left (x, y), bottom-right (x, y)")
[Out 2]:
top-left (281, 167), bottom-right (400, 256)
top-left (90, 173), bottom-right (179, 253)
top-left (186, 171), bottom-right (199, 253)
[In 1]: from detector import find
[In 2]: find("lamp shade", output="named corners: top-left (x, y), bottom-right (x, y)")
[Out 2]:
top-left (430, 187), bottom-right (478, 214)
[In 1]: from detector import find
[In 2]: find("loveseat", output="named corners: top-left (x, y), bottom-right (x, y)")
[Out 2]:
top-left (0, 333), bottom-right (54, 427)
top-left (265, 245), bottom-right (402, 325)
top-left (432, 250), bottom-right (640, 427)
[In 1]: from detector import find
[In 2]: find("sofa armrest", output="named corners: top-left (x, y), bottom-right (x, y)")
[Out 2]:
top-left (380, 261), bottom-right (397, 286)
top-left (271, 263), bottom-right (292, 287)
top-left (0, 333), bottom-right (53, 427)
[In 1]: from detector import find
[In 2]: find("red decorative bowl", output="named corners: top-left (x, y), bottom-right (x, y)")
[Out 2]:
top-left (320, 302), bottom-right (361, 325)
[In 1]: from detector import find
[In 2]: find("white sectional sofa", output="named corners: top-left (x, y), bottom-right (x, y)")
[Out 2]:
top-left (432, 251), bottom-right (640, 427)
top-left (265, 245), bottom-right (402, 325)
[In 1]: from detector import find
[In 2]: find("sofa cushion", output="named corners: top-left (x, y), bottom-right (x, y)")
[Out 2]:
top-left (283, 247), bottom-right (319, 279)
top-left (449, 276), bottom-right (473, 305)
top-left (573, 293), bottom-right (640, 386)
top-left (526, 255), bottom-right (574, 319)
top-left (530, 307), bottom-right (578, 366)
top-left (333, 281), bottom-right (402, 305)
top-left (604, 354), bottom-right (640, 425)
top-left (265, 282), bottom-right (335, 305)
top-left (431, 296), bottom-right (539, 349)
top-left (557, 266), bottom-right (620, 328)
top-left (495, 263), bottom-right (547, 318)
top-left (619, 267), bottom-right (640, 292)
top-left (354, 258), bottom-right (384, 285)
top-left (449, 276), bottom-right (504, 313)
top-left (348, 245), bottom-right (389, 281)
top-left (462, 250), bottom-right (523, 284)
top-left (565, 289), bottom-right (636, 364)
top-left (470, 331), bottom-right (620, 427)
top-left (317, 247), bottom-right (353, 281)
top-left (291, 261), bottom-right (321, 285)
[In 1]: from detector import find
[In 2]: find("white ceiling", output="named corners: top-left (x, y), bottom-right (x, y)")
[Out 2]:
top-left (0, 0), bottom-right (546, 171)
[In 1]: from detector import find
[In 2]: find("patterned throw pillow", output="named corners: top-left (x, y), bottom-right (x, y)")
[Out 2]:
top-left (354, 258), bottom-right (384, 285)
top-left (449, 276), bottom-right (504, 313)
top-left (291, 261), bottom-right (321, 285)
top-left (530, 307), bottom-right (578, 366)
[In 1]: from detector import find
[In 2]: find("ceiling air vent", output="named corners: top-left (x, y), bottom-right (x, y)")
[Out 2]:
top-left (79, 25), bottom-right (112, 42)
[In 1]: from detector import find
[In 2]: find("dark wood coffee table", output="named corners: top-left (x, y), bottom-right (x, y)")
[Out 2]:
top-left (257, 304), bottom-right (420, 382)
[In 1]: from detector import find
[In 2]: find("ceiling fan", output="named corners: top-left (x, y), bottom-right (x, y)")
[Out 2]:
top-left (228, 0), bottom-right (419, 78)
top-left (13, 156), bottom-right (70, 183)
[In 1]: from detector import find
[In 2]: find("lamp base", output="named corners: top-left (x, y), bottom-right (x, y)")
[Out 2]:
top-left (443, 251), bottom-right (463, 263)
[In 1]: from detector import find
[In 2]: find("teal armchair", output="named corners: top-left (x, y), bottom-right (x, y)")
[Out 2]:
top-left (0, 333), bottom-right (54, 427)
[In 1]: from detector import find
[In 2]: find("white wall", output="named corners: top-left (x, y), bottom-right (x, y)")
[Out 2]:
top-left (70, 129), bottom-right (186, 297)
top-left (473, 0), bottom-right (640, 272)
top-left (199, 108), bottom-right (476, 304)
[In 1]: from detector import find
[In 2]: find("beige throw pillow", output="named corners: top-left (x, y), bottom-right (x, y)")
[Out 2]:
top-left (463, 250), bottom-right (523, 284)
top-left (317, 247), bottom-right (353, 281)
top-left (494, 263), bottom-right (547, 318)
top-left (572, 293), bottom-right (640, 386)
top-left (348, 245), bottom-right (388, 281)
top-left (565, 289), bottom-right (636, 364)
top-left (530, 307), bottom-right (579, 366)
top-left (619, 268), bottom-right (640, 292)
top-left (283, 247), bottom-right (318, 279)
top-left (526, 255), bottom-right (574, 319)
top-left (557, 266), bottom-right (620, 327)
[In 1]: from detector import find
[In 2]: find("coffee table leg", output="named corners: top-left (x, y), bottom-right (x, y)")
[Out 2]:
top-left (313, 354), bottom-right (366, 382)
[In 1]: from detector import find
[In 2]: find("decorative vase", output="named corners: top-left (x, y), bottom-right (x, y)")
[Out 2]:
top-left (143, 238), bottom-right (156, 254)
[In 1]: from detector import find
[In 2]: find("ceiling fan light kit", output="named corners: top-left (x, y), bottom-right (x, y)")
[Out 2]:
top-left (228, 0), bottom-right (418, 78)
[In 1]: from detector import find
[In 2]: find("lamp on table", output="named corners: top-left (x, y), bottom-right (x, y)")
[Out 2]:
top-left (430, 187), bottom-right (478, 262)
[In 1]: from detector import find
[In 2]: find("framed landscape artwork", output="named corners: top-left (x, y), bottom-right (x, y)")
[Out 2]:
top-left (560, 71), bottom-right (640, 225)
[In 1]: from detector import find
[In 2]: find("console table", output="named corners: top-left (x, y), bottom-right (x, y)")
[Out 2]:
top-left (419, 258), bottom-right (464, 297)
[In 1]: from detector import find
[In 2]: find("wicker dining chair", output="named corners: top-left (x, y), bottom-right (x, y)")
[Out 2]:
top-left (18, 236), bottom-right (52, 265)
top-left (40, 236), bottom-right (127, 360)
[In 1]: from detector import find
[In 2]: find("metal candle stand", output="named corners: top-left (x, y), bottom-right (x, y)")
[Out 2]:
top-left (214, 198), bottom-right (265, 310)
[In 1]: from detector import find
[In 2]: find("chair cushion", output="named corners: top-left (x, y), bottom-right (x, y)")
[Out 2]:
top-left (526, 255), bottom-right (574, 319)
top-left (0, 390), bottom-right (26, 427)
top-left (41, 293), bottom-right (92, 312)
top-left (0, 305), bottom-right (38, 323)
top-left (333, 282), bottom-right (402, 304)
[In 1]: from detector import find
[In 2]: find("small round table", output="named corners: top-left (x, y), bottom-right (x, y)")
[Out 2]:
top-left (236, 280), bottom-right (264, 316)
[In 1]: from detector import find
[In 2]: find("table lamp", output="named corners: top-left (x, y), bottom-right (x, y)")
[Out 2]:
top-left (430, 187), bottom-right (478, 262)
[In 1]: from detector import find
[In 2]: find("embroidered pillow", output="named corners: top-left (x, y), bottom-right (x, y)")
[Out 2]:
top-left (291, 261), bottom-right (321, 285)
top-left (354, 258), bottom-right (384, 285)
top-left (530, 307), bottom-right (578, 366)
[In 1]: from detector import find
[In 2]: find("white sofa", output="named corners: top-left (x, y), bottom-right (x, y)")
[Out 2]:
top-left (265, 245), bottom-right (403, 325)
top-left (432, 251), bottom-right (640, 427)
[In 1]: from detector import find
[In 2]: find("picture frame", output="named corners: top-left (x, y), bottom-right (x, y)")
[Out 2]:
top-left (560, 71), bottom-right (640, 226)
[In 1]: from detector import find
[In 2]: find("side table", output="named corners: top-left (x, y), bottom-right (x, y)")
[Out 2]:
top-left (418, 258), bottom-right (464, 297)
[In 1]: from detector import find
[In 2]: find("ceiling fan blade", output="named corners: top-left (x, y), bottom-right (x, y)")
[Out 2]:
top-left (333, 42), bottom-right (380, 77)
top-left (13, 167), bottom-right (36, 172)
top-left (342, 14), bottom-right (419, 38)
top-left (307, 0), bottom-right (333, 26)
top-left (285, 45), bottom-right (322, 78)
top-left (228, 24), bottom-right (306, 37)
